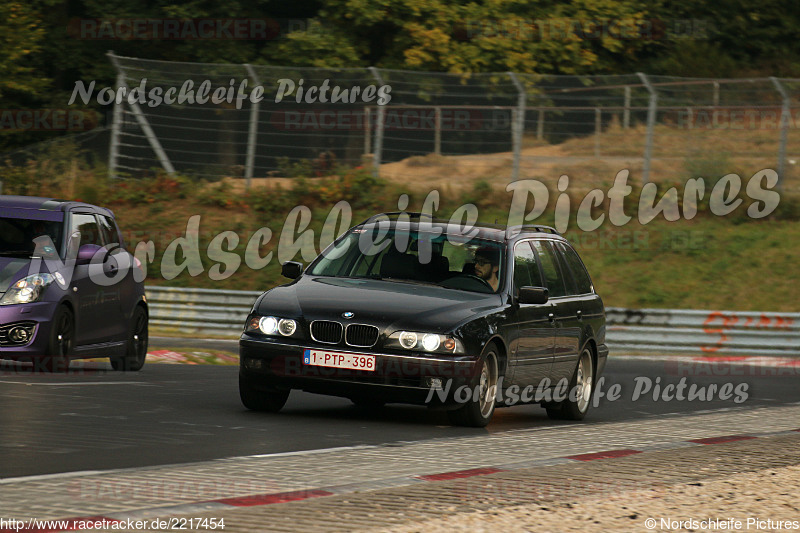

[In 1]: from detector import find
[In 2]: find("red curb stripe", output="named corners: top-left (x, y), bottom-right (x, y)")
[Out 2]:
top-left (417, 467), bottom-right (505, 481)
top-left (689, 435), bottom-right (756, 445)
top-left (693, 356), bottom-right (748, 362)
top-left (567, 449), bottom-right (643, 461)
top-left (0, 517), bottom-right (118, 533)
top-left (216, 489), bottom-right (333, 507)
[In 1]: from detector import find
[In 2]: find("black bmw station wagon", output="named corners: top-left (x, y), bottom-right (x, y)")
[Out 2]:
top-left (240, 213), bottom-right (607, 426)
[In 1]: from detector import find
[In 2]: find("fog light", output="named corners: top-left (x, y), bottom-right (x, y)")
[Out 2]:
top-left (244, 358), bottom-right (264, 370)
top-left (8, 326), bottom-right (30, 343)
top-left (427, 377), bottom-right (443, 390)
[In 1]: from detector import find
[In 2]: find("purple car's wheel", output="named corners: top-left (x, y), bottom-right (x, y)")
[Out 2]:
top-left (44, 306), bottom-right (73, 373)
top-left (111, 306), bottom-right (148, 372)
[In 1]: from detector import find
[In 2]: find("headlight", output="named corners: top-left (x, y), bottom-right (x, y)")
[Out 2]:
top-left (386, 330), bottom-right (464, 354)
top-left (246, 315), bottom-right (299, 337)
top-left (0, 273), bottom-right (55, 306)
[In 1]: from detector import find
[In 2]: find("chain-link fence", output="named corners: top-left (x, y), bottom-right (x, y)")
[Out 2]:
top-left (107, 53), bottom-right (800, 190)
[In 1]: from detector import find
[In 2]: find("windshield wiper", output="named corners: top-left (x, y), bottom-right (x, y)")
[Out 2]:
top-left (0, 250), bottom-right (32, 257)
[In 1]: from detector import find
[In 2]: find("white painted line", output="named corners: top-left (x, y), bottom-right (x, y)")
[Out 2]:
top-left (614, 355), bottom-right (800, 367)
top-left (0, 381), bottom-right (149, 386)
top-left (0, 470), bottom-right (109, 484)
top-left (243, 444), bottom-right (378, 459)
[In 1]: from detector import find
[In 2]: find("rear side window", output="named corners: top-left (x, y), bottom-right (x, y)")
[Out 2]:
top-left (70, 213), bottom-right (103, 247)
top-left (558, 243), bottom-right (593, 295)
top-left (98, 215), bottom-right (122, 248)
top-left (531, 240), bottom-right (567, 298)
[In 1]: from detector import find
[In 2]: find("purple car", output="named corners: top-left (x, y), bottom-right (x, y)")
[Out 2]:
top-left (0, 196), bottom-right (147, 372)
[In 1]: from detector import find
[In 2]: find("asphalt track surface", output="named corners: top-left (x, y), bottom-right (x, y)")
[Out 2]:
top-left (1, 343), bottom-right (799, 479)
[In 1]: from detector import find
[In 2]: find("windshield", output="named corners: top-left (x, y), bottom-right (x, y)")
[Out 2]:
top-left (308, 227), bottom-right (505, 294)
top-left (0, 216), bottom-right (63, 257)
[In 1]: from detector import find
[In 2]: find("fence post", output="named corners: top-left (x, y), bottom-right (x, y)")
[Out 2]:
top-left (243, 64), bottom-right (261, 190)
top-left (770, 77), bottom-right (789, 191)
top-left (108, 70), bottom-right (124, 179)
top-left (624, 86), bottom-right (631, 129)
top-left (508, 72), bottom-right (526, 182)
top-left (434, 107), bottom-right (442, 155)
top-left (536, 108), bottom-right (544, 140)
top-left (637, 72), bottom-right (657, 185)
top-left (712, 81), bottom-right (720, 124)
top-left (107, 52), bottom-right (175, 175)
top-left (594, 108), bottom-right (601, 157)
top-left (368, 67), bottom-right (386, 178)
top-left (363, 106), bottom-right (371, 155)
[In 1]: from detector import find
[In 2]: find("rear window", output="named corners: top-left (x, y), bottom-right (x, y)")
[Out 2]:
top-left (558, 243), bottom-right (593, 295)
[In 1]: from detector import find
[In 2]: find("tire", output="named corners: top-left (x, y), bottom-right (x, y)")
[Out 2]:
top-left (447, 344), bottom-right (499, 427)
top-left (44, 306), bottom-right (74, 373)
top-left (111, 306), bottom-right (148, 372)
top-left (546, 347), bottom-right (594, 421)
top-left (239, 374), bottom-right (290, 412)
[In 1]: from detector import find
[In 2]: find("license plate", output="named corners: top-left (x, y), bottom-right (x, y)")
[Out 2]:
top-left (303, 349), bottom-right (376, 371)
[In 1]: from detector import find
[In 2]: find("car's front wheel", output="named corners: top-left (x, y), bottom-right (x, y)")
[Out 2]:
top-left (44, 305), bottom-right (74, 373)
top-left (546, 346), bottom-right (594, 421)
top-left (240, 375), bottom-right (290, 412)
top-left (447, 344), bottom-right (499, 427)
top-left (111, 306), bottom-right (148, 372)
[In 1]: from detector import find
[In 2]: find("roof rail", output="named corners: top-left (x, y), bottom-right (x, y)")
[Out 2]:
top-left (358, 212), bottom-right (436, 225)
top-left (507, 224), bottom-right (561, 236)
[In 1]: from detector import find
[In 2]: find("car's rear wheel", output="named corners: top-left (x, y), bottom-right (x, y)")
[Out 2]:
top-left (111, 307), bottom-right (148, 372)
top-left (240, 375), bottom-right (290, 412)
top-left (44, 306), bottom-right (73, 373)
top-left (546, 347), bottom-right (594, 421)
top-left (447, 344), bottom-right (499, 427)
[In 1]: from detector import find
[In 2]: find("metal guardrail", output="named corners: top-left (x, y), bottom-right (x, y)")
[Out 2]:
top-left (146, 286), bottom-right (800, 356)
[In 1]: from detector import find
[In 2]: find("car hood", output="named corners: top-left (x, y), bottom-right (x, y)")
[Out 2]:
top-left (256, 276), bottom-right (501, 332)
top-left (0, 257), bottom-right (33, 294)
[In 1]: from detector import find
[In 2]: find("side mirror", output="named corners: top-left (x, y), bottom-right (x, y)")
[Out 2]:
top-left (281, 261), bottom-right (303, 280)
top-left (518, 286), bottom-right (549, 305)
top-left (76, 244), bottom-right (107, 265)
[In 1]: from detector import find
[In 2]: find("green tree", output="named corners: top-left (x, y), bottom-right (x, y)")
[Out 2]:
top-left (0, 2), bottom-right (48, 103)
top-left (269, 0), bottom-right (655, 74)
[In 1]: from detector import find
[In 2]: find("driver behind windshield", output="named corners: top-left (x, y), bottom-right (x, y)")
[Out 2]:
top-left (473, 247), bottom-right (500, 292)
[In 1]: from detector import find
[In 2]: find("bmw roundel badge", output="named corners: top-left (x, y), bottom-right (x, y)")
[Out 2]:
top-left (342, 311), bottom-right (355, 319)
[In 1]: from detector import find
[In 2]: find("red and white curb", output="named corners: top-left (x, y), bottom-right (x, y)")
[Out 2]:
top-left (616, 354), bottom-right (800, 368)
top-left (7, 427), bottom-right (799, 532)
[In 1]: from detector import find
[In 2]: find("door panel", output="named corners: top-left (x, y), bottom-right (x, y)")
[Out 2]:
top-left (69, 213), bottom-right (117, 346)
top-left (530, 240), bottom-right (580, 384)
top-left (508, 241), bottom-right (554, 389)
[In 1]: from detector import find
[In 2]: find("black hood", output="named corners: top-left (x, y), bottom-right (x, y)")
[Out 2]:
top-left (256, 276), bottom-right (501, 333)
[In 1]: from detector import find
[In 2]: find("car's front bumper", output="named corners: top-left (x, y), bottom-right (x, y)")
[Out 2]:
top-left (239, 336), bottom-right (479, 407)
top-left (0, 301), bottom-right (58, 359)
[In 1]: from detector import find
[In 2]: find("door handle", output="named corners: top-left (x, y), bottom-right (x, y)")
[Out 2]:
top-left (576, 310), bottom-right (582, 320)
top-left (548, 313), bottom-right (555, 323)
